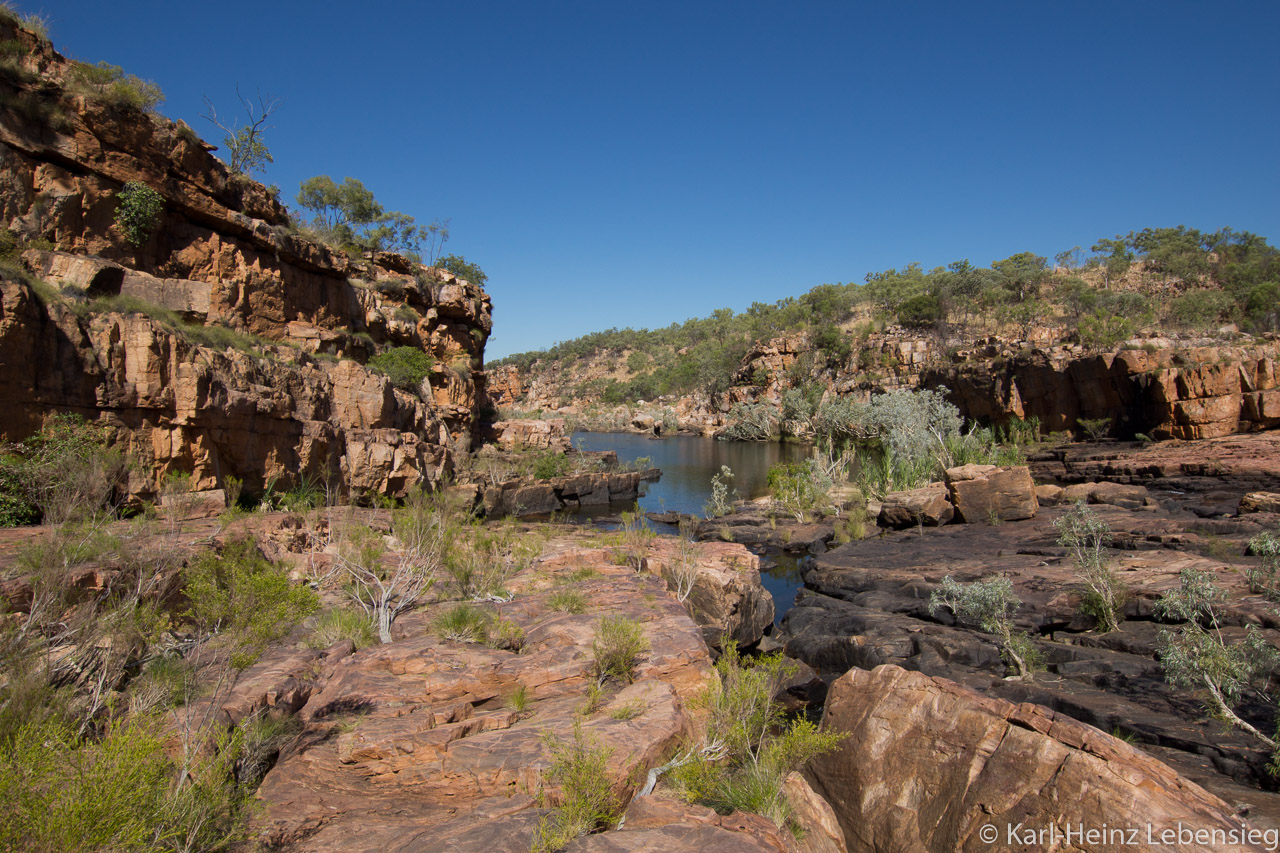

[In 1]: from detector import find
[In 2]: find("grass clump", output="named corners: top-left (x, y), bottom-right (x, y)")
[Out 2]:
top-left (531, 721), bottom-right (620, 852)
top-left (68, 60), bottom-right (164, 113)
top-left (433, 602), bottom-right (491, 643)
top-left (307, 607), bottom-right (376, 650)
top-left (548, 588), bottom-right (588, 614)
top-left (591, 616), bottom-right (648, 684)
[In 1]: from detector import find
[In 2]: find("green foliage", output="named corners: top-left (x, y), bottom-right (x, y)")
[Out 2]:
top-left (703, 465), bottom-right (737, 518)
top-left (1156, 567), bottom-right (1280, 767)
top-left (532, 450), bottom-right (571, 480)
top-left (1076, 310), bottom-right (1133, 349)
top-left (307, 607), bottom-right (376, 650)
top-left (367, 346), bottom-right (435, 392)
top-left (591, 615), bottom-right (649, 683)
top-left (721, 402), bottom-right (779, 441)
top-left (182, 538), bottom-right (319, 670)
top-left (811, 324), bottom-right (850, 363)
top-left (437, 253), bottom-right (488, 287)
top-left (433, 602), bottom-right (491, 643)
top-left (113, 182), bottom-right (164, 247)
top-left (669, 643), bottom-right (845, 831)
top-left (507, 683), bottom-right (532, 713)
top-left (1055, 502), bottom-right (1125, 632)
top-left (443, 517), bottom-right (538, 600)
top-left (930, 575), bottom-right (1040, 678)
top-left (766, 461), bottom-right (824, 522)
top-left (617, 510), bottom-right (655, 570)
top-left (531, 721), bottom-right (620, 852)
top-left (549, 588), bottom-right (588, 614)
top-left (0, 413), bottom-right (127, 526)
top-left (1169, 289), bottom-right (1238, 329)
top-left (296, 175), bottom-right (448, 258)
top-left (67, 60), bottom-right (164, 113)
top-left (0, 716), bottom-right (251, 852)
top-left (1245, 530), bottom-right (1280, 598)
top-left (1076, 416), bottom-right (1112, 441)
top-left (896, 292), bottom-right (943, 328)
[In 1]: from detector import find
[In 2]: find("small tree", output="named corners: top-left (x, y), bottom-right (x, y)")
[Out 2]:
top-left (703, 465), bottom-right (737, 518)
top-left (1156, 567), bottom-right (1280, 768)
top-left (929, 575), bottom-right (1040, 679)
top-left (201, 87), bottom-right (280, 177)
top-left (1055, 502), bottom-right (1126, 632)
top-left (437, 253), bottom-right (486, 286)
top-left (113, 181), bottom-right (163, 247)
top-left (336, 488), bottom-right (443, 642)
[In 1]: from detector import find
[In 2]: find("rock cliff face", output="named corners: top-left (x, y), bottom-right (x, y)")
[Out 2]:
top-left (0, 18), bottom-right (492, 498)
top-left (500, 323), bottom-right (1280, 442)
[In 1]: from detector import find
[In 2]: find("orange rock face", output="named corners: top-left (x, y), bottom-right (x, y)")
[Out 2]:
top-left (810, 665), bottom-right (1272, 853)
top-left (0, 19), bottom-right (493, 499)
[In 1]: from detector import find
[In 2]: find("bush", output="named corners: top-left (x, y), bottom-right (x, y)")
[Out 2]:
top-left (1169, 289), bottom-right (1238, 329)
top-left (703, 465), bottom-right (737, 518)
top-left (531, 721), bottom-right (619, 852)
top-left (113, 182), bottom-right (164, 247)
top-left (68, 61), bottom-right (164, 113)
top-left (183, 537), bottom-right (319, 670)
top-left (668, 643), bottom-right (845, 832)
top-left (532, 451), bottom-right (570, 480)
top-left (591, 616), bottom-right (648, 683)
top-left (929, 575), bottom-right (1040, 679)
top-left (549, 588), bottom-right (588, 614)
top-left (367, 346), bottom-right (435, 392)
top-left (307, 607), bottom-right (376, 650)
top-left (1245, 530), bottom-right (1280, 598)
top-left (1055, 502), bottom-right (1126, 632)
top-left (433, 602), bottom-right (491, 643)
top-left (896, 292), bottom-right (943, 328)
top-left (437, 253), bottom-right (488, 287)
top-left (0, 413), bottom-right (127, 526)
top-left (720, 403), bottom-right (779, 441)
top-left (766, 460), bottom-right (824, 522)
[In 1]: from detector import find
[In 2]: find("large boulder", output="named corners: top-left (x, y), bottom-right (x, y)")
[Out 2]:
top-left (809, 665), bottom-right (1269, 853)
top-left (645, 538), bottom-right (774, 649)
top-left (877, 482), bottom-right (954, 529)
top-left (944, 464), bottom-right (1038, 523)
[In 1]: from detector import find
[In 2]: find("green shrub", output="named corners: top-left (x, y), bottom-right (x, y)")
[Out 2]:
top-left (549, 588), bottom-right (588, 614)
top-left (0, 413), bottom-right (127, 526)
top-left (617, 510), bottom-right (654, 570)
top-left (929, 575), bottom-right (1040, 679)
top-left (532, 450), bottom-right (571, 480)
top-left (1055, 502), bottom-right (1126, 632)
top-left (1076, 416), bottom-right (1111, 441)
top-left (1245, 530), bottom-right (1280, 598)
top-left (896, 292), bottom-right (943, 328)
top-left (437, 253), bottom-right (488, 287)
top-left (1169, 289), bottom-right (1237, 329)
top-left (669, 643), bottom-right (845, 832)
top-left (531, 721), bottom-right (619, 852)
top-left (591, 615), bottom-right (648, 683)
top-left (367, 346), bottom-right (435, 392)
top-left (766, 461), bottom-right (824, 522)
top-left (182, 537), bottom-right (319, 670)
top-left (68, 61), bottom-right (165, 112)
top-left (113, 182), bottom-right (164, 247)
top-left (1077, 310), bottom-right (1133, 349)
top-left (703, 465), bottom-right (737, 518)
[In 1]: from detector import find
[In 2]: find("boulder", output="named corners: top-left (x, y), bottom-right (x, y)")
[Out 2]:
top-left (809, 665), bottom-right (1270, 853)
top-left (1240, 492), bottom-right (1280, 514)
top-left (645, 538), bottom-right (774, 649)
top-left (1062, 481), bottom-right (1152, 509)
top-left (944, 464), bottom-right (1038, 523)
top-left (877, 482), bottom-right (954, 529)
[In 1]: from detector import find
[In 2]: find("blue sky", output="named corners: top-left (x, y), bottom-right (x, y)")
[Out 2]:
top-left (22, 1), bottom-right (1280, 358)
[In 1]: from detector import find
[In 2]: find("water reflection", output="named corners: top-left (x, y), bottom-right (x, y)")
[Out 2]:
top-left (570, 432), bottom-right (811, 623)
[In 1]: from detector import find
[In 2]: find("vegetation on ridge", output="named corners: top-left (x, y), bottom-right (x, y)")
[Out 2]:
top-left (492, 226), bottom-right (1280, 403)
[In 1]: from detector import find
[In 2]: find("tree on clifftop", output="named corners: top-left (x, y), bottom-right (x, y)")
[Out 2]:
top-left (296, 175), bottom-right (448, 260)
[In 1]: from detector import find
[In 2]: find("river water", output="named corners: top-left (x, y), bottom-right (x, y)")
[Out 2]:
top-left (571, 431), bottom-right (811, 623)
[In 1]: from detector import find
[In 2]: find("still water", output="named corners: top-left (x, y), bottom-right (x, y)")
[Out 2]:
top-left (571, 431), bottom-right (811, 623)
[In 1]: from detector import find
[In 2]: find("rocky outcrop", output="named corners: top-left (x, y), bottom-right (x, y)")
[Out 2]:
top-left (481, 468), bottom-right (661, 517)
top-left (780, 495), bottom-right (1280, 827)
top-left (877, 482), bottom-right (953, 529)
top-left (0, 18), bottom-right (493, 497)
top-left (809, 665), bottom-right (1270, 853)
top-left (252, 535), bottom-right (793, 852)
top-left (0, 278), bottom-right (457, 498)
top-left (943, 463), bottom-right (1038, 523)
top-left (482, 417), bottom-right (570, 451)
top-left (645, 537), bottom-right (775, 649)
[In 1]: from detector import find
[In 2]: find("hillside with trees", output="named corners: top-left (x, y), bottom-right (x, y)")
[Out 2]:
top-left (491, 227), bottom-right (1280, 410)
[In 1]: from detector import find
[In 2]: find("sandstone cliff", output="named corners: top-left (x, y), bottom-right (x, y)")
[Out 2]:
top-left (0, 17), bottom-right (492, 499)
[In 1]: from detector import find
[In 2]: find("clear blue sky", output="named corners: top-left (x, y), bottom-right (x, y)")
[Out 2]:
top-left (22, 1), bottom-right (1280, 359)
